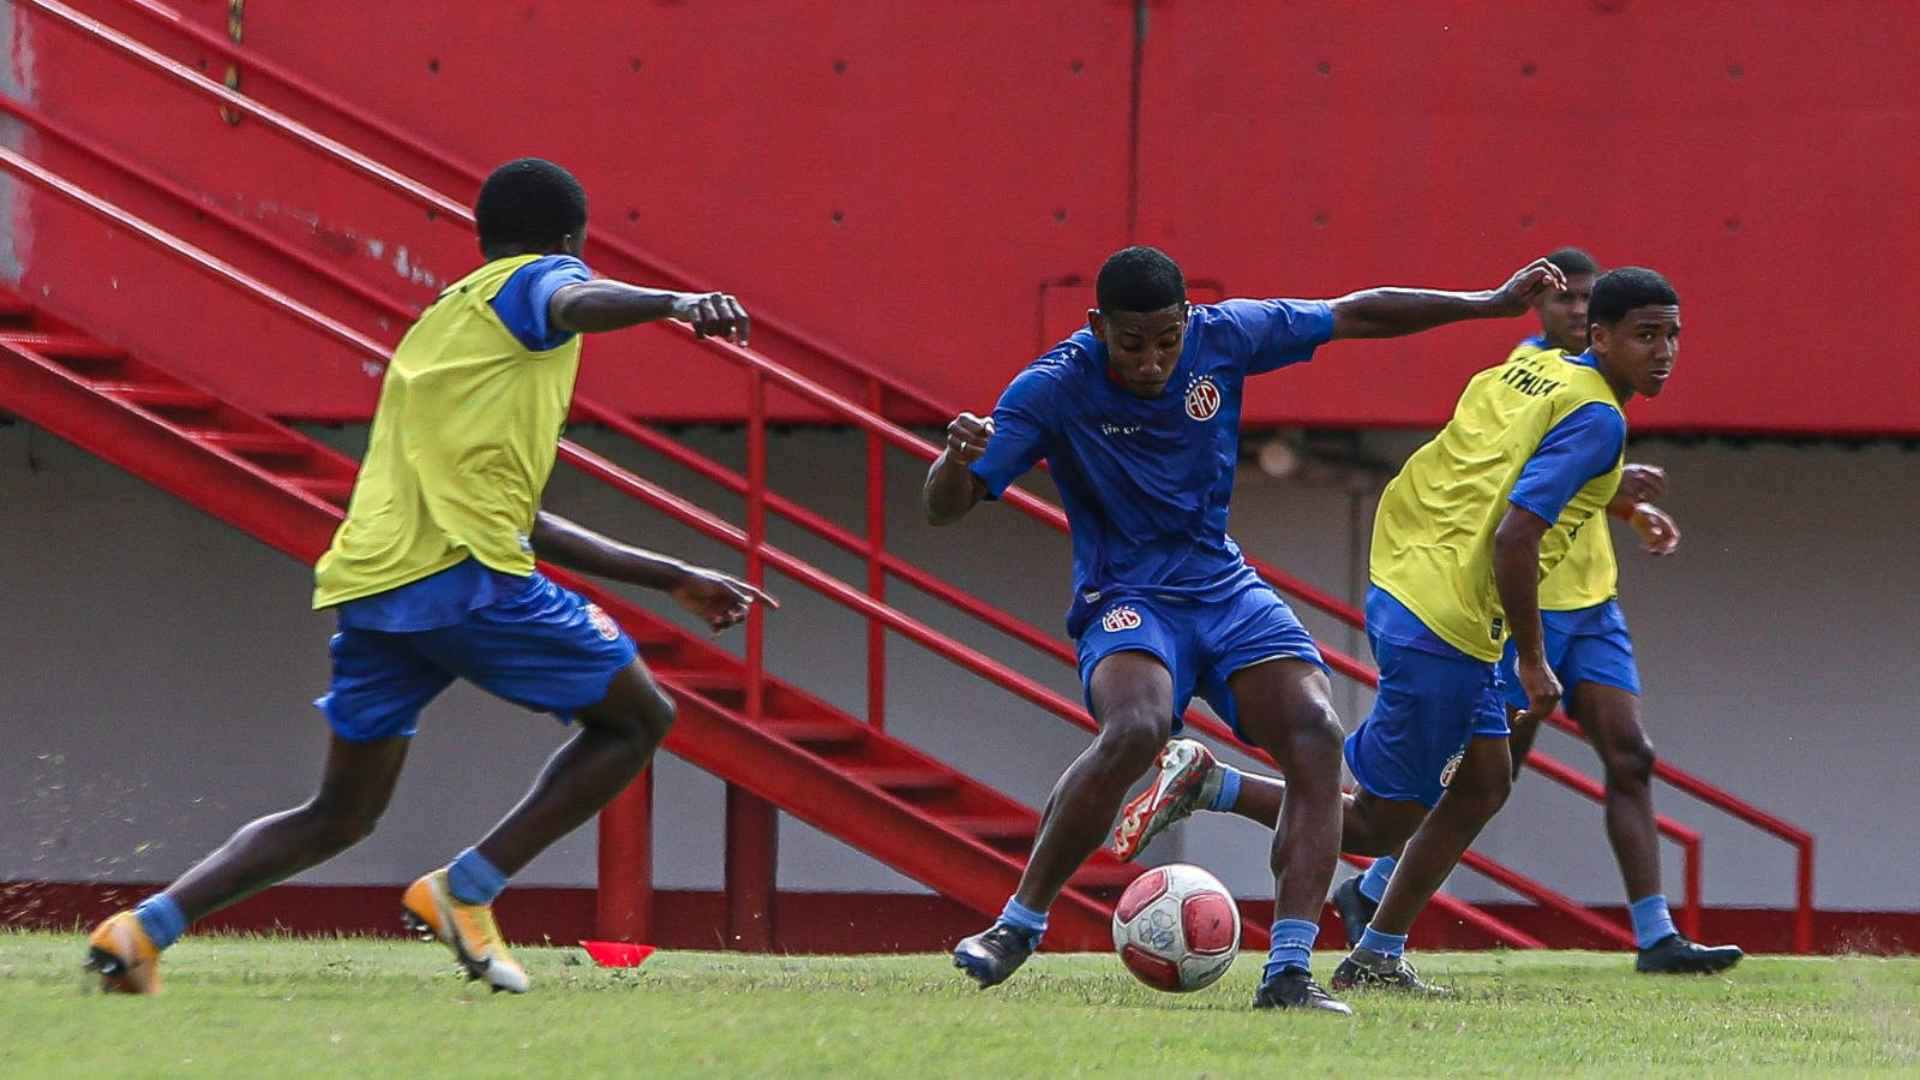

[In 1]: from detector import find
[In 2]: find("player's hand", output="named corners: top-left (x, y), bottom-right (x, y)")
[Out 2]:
top-left (671, 291), bottom-right (751, 346)
top-left (671, 567), bottom-right (778, 634)
top-left (1515, 651), bottom-right (1562, 724)
top-left (1629, 503), bottom-right (1681, 556)
top-left (1488, 258), bottom-right (1569, 316)
top-left (944, 412), bottom-right (995, 466)
top-left (1618, 463), bottom-right (1668, 503)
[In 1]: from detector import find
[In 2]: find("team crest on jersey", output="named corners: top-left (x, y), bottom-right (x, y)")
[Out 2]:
top-left (1101, 605), bottom-right (1144, 633)
top-left (1184, 374), bottom-right (1222, 421)
top-left (585, 603), bottom-right (622, 642)
top-left (1439, 750), bottom-right (1465, 789)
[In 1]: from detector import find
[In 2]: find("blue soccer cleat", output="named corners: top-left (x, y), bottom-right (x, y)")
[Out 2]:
top-left (952, 922), bottom-right (1038, 989)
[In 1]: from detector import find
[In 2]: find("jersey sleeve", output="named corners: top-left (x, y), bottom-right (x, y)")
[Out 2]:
top-left (1508, 402), bottom-right (1627, 524)
top-left (489, 255), bottom-right (593, 352)
top-left (968, 365), bottom-right (1058, 500)
top-left (1215, 298), bottom-right (1336, 375)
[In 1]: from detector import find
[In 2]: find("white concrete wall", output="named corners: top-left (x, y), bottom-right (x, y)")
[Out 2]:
top-left (2, 420), bottom-right (1913, 911)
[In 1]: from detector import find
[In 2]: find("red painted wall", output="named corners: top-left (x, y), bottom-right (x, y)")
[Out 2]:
top-left (13, 1), bottom-right (1919, 432)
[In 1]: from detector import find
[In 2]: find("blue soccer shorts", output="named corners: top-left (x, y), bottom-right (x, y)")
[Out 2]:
top-left (1074, 585), bottom-right (1327, 739)
top-left (1497, 598), bottom-right (1642, 712)
top-left (317, 572), bottom-right (639, 742)
top-left (1345, 624), bottom-right (1510, 810)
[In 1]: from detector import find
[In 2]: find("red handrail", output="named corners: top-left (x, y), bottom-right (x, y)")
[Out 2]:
top-left (29, 0), bottom-right (1801, 948)
top-left (104, 0), bottom-right (945, 416)
top-left (10, 6), bottom-right (1623, 946)
top-left (0, 134), bottom-right (1544, 951)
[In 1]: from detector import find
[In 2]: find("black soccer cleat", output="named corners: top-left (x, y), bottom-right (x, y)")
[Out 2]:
top-left (952, 922), bottom-right (1038, 989)
top-left (1331, 875), bottom-right (1380, 949)
top-left (1635, 933), bottom-right (1744, 975)
top-left (1252, 967), bottom-right (1354, 1015)
top-left (1331, 947), bottom-right (1450, 995)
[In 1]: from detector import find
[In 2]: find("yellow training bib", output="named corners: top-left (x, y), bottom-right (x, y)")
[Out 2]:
top-left (1370, 349), bottom-right (1624, 660)
top-left (313, 255), bottom-right (584, 609)
top-left (1507, 341), bottom-right (1620, 611)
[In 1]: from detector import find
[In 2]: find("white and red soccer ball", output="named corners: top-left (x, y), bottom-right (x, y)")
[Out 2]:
top-left (1111, 862), bottom-right (1241, 992)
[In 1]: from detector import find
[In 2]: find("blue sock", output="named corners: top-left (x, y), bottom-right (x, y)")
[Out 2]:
top-left (1263, 917), bottom-right (1320, 980)
top-left (133, 894), bottom-right (187, 952)
top-left (447, 847), bottom-right (509, 906)
top-left (1357, 925), bottom-right (1408, 959)
top-left (1207, 766), bottom-right (1244, 813)
top-left (1357, 855), bottom-right (1396, 903)
top-left (1629, 894), bottom-right (1677, 950)
top-left (998, 897), bottom-right (1048, 944)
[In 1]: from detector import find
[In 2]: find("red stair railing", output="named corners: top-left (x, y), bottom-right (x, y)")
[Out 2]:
top-left (14, 0), bottom-right (1599, 948)
top-left (25, 0), bottom-right (1814, 950)
top-left (0, 123), bottom-right (1541, 952)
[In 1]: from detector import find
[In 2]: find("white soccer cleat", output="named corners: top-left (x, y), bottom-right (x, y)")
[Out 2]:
top-left (1108, 738), bottom-right (1222, 861)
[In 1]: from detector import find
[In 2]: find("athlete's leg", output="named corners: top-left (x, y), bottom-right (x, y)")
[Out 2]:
top-left (472, 660), bottom-right (674, 875)
top-left (955, 649), bottom-right (1175, 988)
top-left (1568, 681), bottom-right (1659, 901)
top-left (1227, 659), bottom-right (1344, 927)
top-left (1366, 734), bottom-right (1514, 936)
top-left (1013, 651), bottom-right (1173, 910)
top-left (162, 732), bottom-right (411, 921)
top-left (1199, 767), bottom-right (1423, 854)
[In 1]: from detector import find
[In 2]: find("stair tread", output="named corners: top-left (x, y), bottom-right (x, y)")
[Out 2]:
top-left (938, 815), bottom-right (1035, 840)
top-left (761, 718), bottom-right (869, 744)
top-left (843, 766), bottom-right (958, 792)
top-left (95, 381), bottom-right (216, 408)
top-left (198, 431), bottom-right (309, 456)
top-left (0, 331), bottom-right (124, 359)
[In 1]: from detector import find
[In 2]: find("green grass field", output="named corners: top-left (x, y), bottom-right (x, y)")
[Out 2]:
top-left (4, 931), bottom-right (1917, 1078)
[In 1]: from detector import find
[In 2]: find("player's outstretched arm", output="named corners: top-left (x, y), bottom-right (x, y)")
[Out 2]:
top-left (923, 412), bottom-right (994, 526)
top-left (550, 281), bottom-right (750, 344)
top-left (1493, 507), bottom-right (1562, 723)
top-left (531, 511), bottom-right (777, 634)
top-left (1328, 257), bottom-right (1568, 341)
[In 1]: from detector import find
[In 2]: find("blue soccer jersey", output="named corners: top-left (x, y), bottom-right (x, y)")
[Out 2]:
top-left (970, 299), bottom-right (1333, 637)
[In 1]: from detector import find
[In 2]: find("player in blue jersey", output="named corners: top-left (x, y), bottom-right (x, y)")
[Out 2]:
top-left (925, 245), bottom-right (1565, 1013)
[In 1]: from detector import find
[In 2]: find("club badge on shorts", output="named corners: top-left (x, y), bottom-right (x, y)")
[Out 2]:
top-left (1101, 605), bottom-right (1144, 633)
top-left (1184, 375), bottom-right (1222, 422)
top-left (1439, 750), bottom-right (1465, 789)
top-left (585, 603), bottom-right (622, 642)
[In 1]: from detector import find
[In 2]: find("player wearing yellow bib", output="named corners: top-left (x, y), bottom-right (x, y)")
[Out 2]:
top-left (1325, 268), bottom-right (1680, 989)
top-left (1331, 248), bottom-right (1737, 973)
top-left (86, 158), bottom-right (773, 994)
top-left (1111, 267), bottom-right (1687, 991)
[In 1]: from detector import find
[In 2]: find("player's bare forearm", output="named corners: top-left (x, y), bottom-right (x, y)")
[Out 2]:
top-left (549, 281), bottom-right (750, 342)
top-left (1329, 257), bottom-right (1566, 340)
top-left (1492, 508), bottom-right (1551, 663)
top-left (531, 511), bottom-right (692, 592)
top-left (1329, 288), bottom-right (1504, 340)
top-left (923, 451), bottom-right (986, 526)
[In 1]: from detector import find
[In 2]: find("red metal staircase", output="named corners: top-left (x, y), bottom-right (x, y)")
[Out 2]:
top-left (0, 287), bottom-right (1148, 950)
top-left (4, 0), bottom-right (1816, 953)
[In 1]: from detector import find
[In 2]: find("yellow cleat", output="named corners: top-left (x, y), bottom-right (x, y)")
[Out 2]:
top-left (85, 910), bottom-right (162, 995)
top-left (402, 869), bottom-right (530, 994)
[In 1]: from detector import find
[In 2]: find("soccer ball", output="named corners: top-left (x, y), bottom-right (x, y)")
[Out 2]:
top-left (1110, 863), bottom-right (1241, 992)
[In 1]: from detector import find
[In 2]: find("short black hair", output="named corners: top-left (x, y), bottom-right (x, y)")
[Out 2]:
top-left (1546, 246), bottom-right (1600, 277)
top-left (474, 157), bottom-right (588, 255)
top-left (1589, 267), bottom-right (1678, 325)
top-left (1096, 245), bottom-right (1186, 313)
